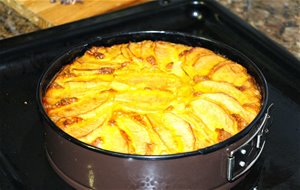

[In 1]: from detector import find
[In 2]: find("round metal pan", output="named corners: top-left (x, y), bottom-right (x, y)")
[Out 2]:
top-left (37, 31), bottom-right (270, 189)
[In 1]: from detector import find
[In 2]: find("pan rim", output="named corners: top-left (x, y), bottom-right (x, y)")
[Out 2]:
top-left (36, 30), bottom-right (269, 160)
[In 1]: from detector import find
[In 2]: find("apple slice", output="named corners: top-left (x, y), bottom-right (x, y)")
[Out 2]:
top-left (115, 89), bottom-right (174, 113)
top-left (56, 102), bottom-right (113, 138)
top-left (47, 91), bottom-right (113, 118)
top-left (193, 54), bottom-right (226, 76)
top-left (75, 45), bottom-right (128, 64)
top-left (115, 114), bottom-right (153, 155)
top-left (173, 111), bottom-right (216, 149)
top-left (130, 113), bottom-right (169, 155)
top-left (128, 41), bottom-right (142, 58)
top-left (190, 98), bottom-right (238, 136)
top-left (59, 75), bottom-right (114, 83)
top-left (180, 47), bottom-right (214, 78)
top-left (99, 45), bottom-right (127, 62)
top-left (147, 113), bottom-right (180, 153)
top-left (140, 40), bottom-right (155, 59)
top-left (162, 112), bottom-right (195, 152)
top-left (154, 41), bottom-right (187, 67)
top-left (193, 80), bottom-right (259, 105)
top-left (66, 59), bottom-right (122, 71)
top-left (114, 71), bottom-right (183, 91)
top-left (210, 63), bottom-right (249, 86)
top-left (44, 81), bottom-right (111, 105)
top-left (198, 93), bottom-right (256, 124)
top-left (79, 123), bottom-right (128, 154)
top-left (180, 47), bottom-right (213, 62)
top-left (120, 43), bottom-right (134, 60)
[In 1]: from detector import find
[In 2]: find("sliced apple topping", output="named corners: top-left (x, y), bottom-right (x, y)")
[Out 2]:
top-left (43, 40), bottom-right (262, 155)
top-left (161, 112), bottom-right (195, 152)
top-left (115, 89), bottom-right (175, 113)
top-left (173, 111), bottom-right (216, 148)
top-left (47, 91), bottom-right (113, 118)
top-left (147, 113), bottom-right (181, 153)
top-left (198, 93), bottom-right (256, 124)
top-left (56, 102), bottom-right (113, 138)
top-left (115, 114), bottom-right (153, 155)
top-left (79, 123), bottom-right (129, 154)
top-left (44, 81), bottom-right (111, 105)
top-left (193, 54), bottom-right (226, 76)
top-left (114, 71), bottom-right (183, 92)
top-left (210, 63), bottom-right (249, 86)
top-left (191, 98), bottom-right (238, 137)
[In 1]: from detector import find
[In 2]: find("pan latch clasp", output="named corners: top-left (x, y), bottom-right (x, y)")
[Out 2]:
top-left (227, 104), bottom-right (273, 181)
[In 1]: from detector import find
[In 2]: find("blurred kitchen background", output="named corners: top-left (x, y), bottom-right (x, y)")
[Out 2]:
top-left (0, 0), bottom-right (299, 59)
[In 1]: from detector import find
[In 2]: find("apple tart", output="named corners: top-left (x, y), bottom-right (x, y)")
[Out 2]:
top-left (43, 40), bottom-right (262, 155)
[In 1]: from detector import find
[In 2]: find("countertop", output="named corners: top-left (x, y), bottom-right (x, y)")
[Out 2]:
top-left (0, 0), bottom-right (299, 59)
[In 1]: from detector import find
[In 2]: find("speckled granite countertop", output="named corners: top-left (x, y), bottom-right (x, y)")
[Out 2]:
top-left (217, 0), bottom-right (299, 59)
top-left (0, 1), bottom-right (39, 39)
top-left (0, 0), bottom-right (299, 58)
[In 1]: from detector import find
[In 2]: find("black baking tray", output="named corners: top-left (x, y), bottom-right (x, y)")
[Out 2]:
top-left (0, 0), bottom-right (299, 189)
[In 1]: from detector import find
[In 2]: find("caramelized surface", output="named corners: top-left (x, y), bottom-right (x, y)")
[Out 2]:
top-left (43, 40), bottom-right (262, 155)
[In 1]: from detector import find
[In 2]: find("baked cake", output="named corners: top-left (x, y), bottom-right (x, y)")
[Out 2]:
top-left (43, 40), bottom-right (262, 155)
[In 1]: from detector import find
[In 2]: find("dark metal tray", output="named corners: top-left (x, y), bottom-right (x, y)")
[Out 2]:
top-left (0, 0), bottom-right (299, 189)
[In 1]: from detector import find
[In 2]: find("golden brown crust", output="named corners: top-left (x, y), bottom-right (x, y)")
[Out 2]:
top-left (43, 40), bottom-right (262, 155)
